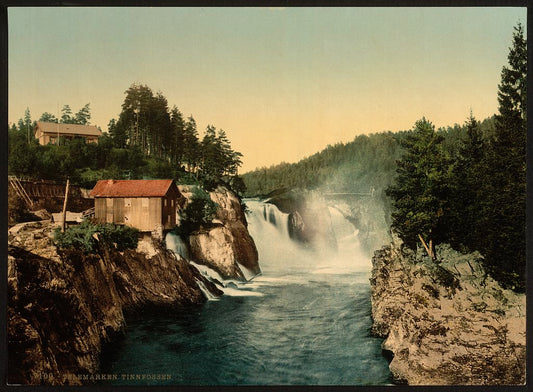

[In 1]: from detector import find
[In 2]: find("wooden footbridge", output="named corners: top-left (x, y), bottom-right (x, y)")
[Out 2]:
top-left (9, 176), bottom-right (74, 204)
top-left (324, 187), bottom-right (375, 199)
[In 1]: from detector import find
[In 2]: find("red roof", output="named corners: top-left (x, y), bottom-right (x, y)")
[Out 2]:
top-left (90, 179), bottom-right (176, 198)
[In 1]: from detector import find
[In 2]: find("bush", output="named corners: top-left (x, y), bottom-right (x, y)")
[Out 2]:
top-left (54, 221), bottom-right (98, 253)
top-left (54, 220), bottom-right (139, 253)
top-left (174, 187), bottom-right (218, 236)
top-left (97, 223), bottom-right (139, 251)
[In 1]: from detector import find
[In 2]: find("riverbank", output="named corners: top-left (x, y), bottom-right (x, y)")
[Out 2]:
top-left (8, 220), bottom-right (222, 385)
top-left (370, 239), bottom-right (526, 385)
top-left (7, 185), bottom-right (258, 385)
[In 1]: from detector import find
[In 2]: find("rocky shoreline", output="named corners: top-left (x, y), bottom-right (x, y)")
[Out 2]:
top-left (8, 220), bottom-right (223, 385)
top-left (370, 240), bottom-right (526, 385)
top-left (7, 186), bottom-right (258, 386)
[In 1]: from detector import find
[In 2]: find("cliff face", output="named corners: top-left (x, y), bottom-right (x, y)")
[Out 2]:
top-left (8, 221), bottom-right (221, 386)
top-left (182, 185), bottom-right (260, 280)
top-left (370, 240), bottom-right (526, 385)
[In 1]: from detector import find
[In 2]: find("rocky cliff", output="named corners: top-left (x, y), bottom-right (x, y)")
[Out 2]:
top-left (8, 220), bottom-right (221, 386)
top-left (370, 240), bottom-right (526, 385)
top-left (181, 185), bottom-right (260, 280)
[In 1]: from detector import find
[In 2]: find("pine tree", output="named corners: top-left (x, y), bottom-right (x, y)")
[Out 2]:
top-left (74, 103), bottom-right (91, 125)
top-left (183, 116), bottom-right (200, 173)
top-left (386, 118), bottom-right (450, 258)
top-left (170, 106), bottom-right (186, 166)
top-left (60, 105), bottom-right (74, 123)
top-left (445, 112), bottom-right (486, 251)
top-left (478, 23), bottom-right (527, 291)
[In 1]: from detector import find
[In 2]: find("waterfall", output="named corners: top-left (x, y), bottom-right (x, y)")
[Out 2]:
top-left (195, 279), bottom-right (220, 301)
top-left (165, 231), bottom-right (263, 298)
top-left (316, 206), bottom-right (369, 274)
top-left (262, 202), bottom-right (289, 237)
top-left (246, 200), bottom-right (312, 275)
top-left (165, 199), bottom-right (371, 301)
top-left (165, 232), bottom-right (190, 260)
top-left (246, 200), bottom-right (370, 277)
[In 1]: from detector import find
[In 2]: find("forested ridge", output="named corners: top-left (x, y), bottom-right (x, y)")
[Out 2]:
top-left (243, 24), bottom-right (526, 292)
top-left (9, 84), bottom-right (245, 193)
top-left (241, 117), bottom-right (495, 198)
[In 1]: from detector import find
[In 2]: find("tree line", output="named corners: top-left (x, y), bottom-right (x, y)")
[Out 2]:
top-left (242, 24), bottom-right (526, 292)
top-left (388, 24), bottom-right (526, 291)
top-left (8, 85), bottom-right (244, 193)
top-left (108, 84), bottom-right (243, 182)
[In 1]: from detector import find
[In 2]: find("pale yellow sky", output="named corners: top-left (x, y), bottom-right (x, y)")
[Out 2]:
top-left (9, 7), bottom-right (526, 172)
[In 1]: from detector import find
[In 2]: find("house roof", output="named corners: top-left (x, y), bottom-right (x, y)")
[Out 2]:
top-left (35, 121), bottom-right (102, 137)
top-left (90, 179), bottom-right (177, 198)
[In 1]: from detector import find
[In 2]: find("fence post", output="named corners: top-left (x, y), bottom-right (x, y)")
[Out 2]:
top-left (61, 179), bottom-right (70, 233)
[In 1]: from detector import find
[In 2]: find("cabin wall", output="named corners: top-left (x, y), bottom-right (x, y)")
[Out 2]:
top-left (95, 198), bottom-right (106, 222)
top-left (93, 182), bottom-right (180, 232)
top-left (94, 196), bottom-right (166, 232)
top-left (162, 194), bottom-right (177, 230)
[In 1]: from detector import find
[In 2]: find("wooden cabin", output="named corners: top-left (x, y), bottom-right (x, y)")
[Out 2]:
top-left (34, 121), bottom-right (102, 145)
top-left (90, 179), bottom-right (184, 232)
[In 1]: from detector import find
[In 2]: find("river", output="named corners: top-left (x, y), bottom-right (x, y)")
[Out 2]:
top-left (99, 200), bottom-right (391, 385)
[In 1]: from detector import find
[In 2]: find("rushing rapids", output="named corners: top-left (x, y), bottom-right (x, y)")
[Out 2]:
top-left (100, 200), bottom-right (391, 385)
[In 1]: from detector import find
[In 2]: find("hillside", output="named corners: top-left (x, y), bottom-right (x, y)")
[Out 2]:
top-left (241, 117), bottom-right (495, 198)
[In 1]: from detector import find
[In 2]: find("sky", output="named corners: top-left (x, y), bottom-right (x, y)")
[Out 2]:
top-left (8, 7), bottom-right (526, 173)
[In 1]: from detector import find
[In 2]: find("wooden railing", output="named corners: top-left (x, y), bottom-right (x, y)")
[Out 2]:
top-left (8, 176), bottom-right (34, 209)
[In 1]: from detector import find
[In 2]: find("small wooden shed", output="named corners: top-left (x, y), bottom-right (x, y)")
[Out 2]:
top-left (90, 179), bottom-right (183, 232)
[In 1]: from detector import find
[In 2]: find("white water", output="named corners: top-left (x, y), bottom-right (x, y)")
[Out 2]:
top-left (165, 232), bottom-right (264, 299)
top-left (246, 200), bottom-right (370, 279)
top-left (165, 232), bottom-right (190, 260)
top-left (105, 199), bottom-right (391, 385)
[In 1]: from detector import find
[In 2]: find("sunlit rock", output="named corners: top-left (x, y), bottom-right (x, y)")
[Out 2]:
top-left (370, 240), bottom-right (526, 385)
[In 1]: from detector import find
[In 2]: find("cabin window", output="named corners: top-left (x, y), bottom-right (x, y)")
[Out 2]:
top-left (168, 214), bottom-right (171, 223)
top-left (164, 199), bottom-right (167, 207)
top-left (141, 198), bottom-right (149, 208)
top-left (106, 198), bottom-right (113, 208)
top-left (171, 199), bottom-right (174, 207)
top-left (124, 198), bottom-right (131, 207)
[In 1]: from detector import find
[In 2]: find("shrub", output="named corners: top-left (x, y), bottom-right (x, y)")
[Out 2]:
top-left (53, 220), bottom-right (98, 253)
top-left (97, 223), bottom-right (139, 251)
top-left (174, 187), bottom-right (218, 236)
top-left (54, 220), bottom-right (139, 253)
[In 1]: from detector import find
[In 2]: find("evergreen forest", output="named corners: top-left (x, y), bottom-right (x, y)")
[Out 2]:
top-left (8, 86), bottom-right (244, 193)
top-left (242, 24), bottom-right (526, 292)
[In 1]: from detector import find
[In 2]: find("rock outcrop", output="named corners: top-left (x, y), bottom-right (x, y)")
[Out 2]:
top-left (182, 185), bottom-right (260, 280)
top-left (8, 221), bottom-right (221, 386)
top-left (370, 240), bottom-right (526, 385)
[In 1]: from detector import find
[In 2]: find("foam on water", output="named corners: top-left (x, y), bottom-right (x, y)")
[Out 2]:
top-left (102, 199), bottom-right (391, 385)
top-left (195, 279), bottom-right (220, 301)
